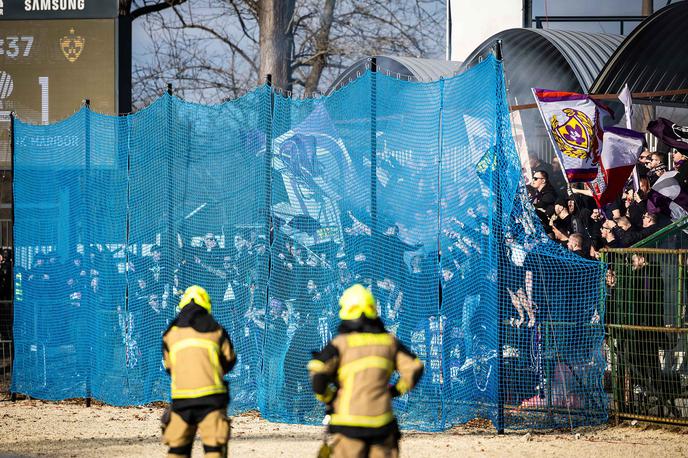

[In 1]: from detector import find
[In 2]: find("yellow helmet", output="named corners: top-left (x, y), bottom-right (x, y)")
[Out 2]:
top-left (179, 285), bottom-right (212, 313)
top-left (339, 284), bottom-right (377, 320)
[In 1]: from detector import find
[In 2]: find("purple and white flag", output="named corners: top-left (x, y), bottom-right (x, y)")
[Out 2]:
top-left (647, 170), bottom-right (688, 221)
top-left (587, 127), bottom-right (644, 208)
top-left (647, 117), bottom-right (688, 153)
top-left (532, 88), bottom-right (609, 183)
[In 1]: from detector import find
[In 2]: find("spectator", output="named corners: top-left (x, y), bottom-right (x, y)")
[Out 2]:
top-left (647, 152), bottom-right (667, 186)
top-left (0, 252), bottom-right (12, 300)
top-left (606, 216), bottom-right (636, 248)
top-left (624, 188), bottom-right (647, 229)
top-left (639, 212), bottom-right (665, 238)
top-left (626, 253), bottom-right (667, 403)
top-left (637, 149), bottom-right (652, 177)
top-left (567, 233), bottom-right (590, 259)
top-left (194, 232), bottom-right (227, 303)
top-left (529, 170), bottom-right (558, 231)
top-left (672, 149), bottom-right (688, 188)
top-left (584, 208), bottom-right (605, 250)
top-left (529, 156), bottom-right (554, 181)
top-left (605, 213), bottom-right (664, 248)
top-left (550, 199), bottom-right (573, 242)
top-left (600, 225), bottom-right (621, 249)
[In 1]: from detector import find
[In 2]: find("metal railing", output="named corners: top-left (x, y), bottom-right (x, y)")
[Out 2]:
top-left (533, 15), bottom-right (646, 35)
top-left (0, 299), bottom-right (12, 400)
top-left (601, 248), bottom-right (688, 424)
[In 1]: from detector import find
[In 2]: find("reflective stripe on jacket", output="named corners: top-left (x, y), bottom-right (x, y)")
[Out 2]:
top-left (309, 328), bottom-right (423, 430)
top-left (163, 303), bottom-right (235, 401)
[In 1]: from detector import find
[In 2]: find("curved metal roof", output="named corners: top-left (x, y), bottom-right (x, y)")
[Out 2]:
top-left (590, 2), bottom-right (688, 106)
top-left (460, 28), bottom-right (623, 165)
top-left (461, 28), bottom-right (623, 103)
top-left (326, 56), bottom-right (463, 94)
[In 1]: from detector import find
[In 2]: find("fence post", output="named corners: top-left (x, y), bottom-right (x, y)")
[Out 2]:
top-left (265, 74), bottom-right (273, 244)
top-left (494, 40), bottom-right (505, 434)
top-left (257, 74), bottom-right (274, 413)
top-left (9, 111), bottom-right (16, 402)
top-left (678, 252), bottom-right (683, 327)
top-left (437, 76), bottom-right (446, 428)
top-left (165, 84), bottom-right (176, 306)
top-left (82, 99), bottom-right (92, 408)
top-left (370, 58), bottom-right (378, 257)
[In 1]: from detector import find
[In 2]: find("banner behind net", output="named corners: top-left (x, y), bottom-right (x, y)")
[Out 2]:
top-left (11, 56), bottom-right (607, 430)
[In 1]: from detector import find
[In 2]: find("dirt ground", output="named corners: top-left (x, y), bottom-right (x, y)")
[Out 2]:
top-left (1, 400), bottom-right (687, 457)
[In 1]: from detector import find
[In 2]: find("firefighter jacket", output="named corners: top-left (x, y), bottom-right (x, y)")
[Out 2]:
top-left (163, 301), bottom-right (236, 411)
top-left (308, 317), bottom-right (424, 438)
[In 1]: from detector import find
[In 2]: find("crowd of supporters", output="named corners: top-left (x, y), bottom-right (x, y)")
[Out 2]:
top-left (526, 148), bottom-right (688, 258)
top-left (528, 149), bottom-right (688, 417)
top-left (12, 146), bottom-right (684, 412)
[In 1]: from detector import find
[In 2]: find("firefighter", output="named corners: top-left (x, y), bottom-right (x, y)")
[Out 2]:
top-left (161, 285), bottom-right (236, 458)
top-left (308, 284), bottom-right (424, 458)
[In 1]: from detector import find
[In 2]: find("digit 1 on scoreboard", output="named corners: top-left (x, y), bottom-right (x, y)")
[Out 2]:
top-left (38, 76), bottom-right (48, 125)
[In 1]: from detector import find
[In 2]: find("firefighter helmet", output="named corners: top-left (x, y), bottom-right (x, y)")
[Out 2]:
top-left (339, 284), bottom-right (377, 320)
top-left (179, 285), bottom-right (212, 312)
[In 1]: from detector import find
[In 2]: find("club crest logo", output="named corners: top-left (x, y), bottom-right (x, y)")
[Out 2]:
top-left (550, 108), bottom-right (595, 159)
top-left (60, 28), bottom-right (85, 63)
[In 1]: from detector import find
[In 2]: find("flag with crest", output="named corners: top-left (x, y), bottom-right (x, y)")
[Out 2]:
top-left (532, 88), bottom-right (610, 183)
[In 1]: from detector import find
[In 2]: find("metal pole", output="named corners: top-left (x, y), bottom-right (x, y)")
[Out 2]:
top-left (445, 1), bottom-right (452, 60)
top-left (166, 85), bottom-right (175, 293)
top-left (9, 111), bottom-right (16, 402)
top-left (678, 252), bottom-right (683, 327)
top-left (82, 99), bottom-right (91, 408)
top-left (370, 58), bottom-right (378, 254)
top-left (494, 39), bottom-right (506, 434)
top-left (258, 74), bottom-right (274, 407)
top-left (265, 75), bottom-right (273, 241)
top-left (264, 73), bottom-right (273, 283)
top-left (437, 76), bottom-right (446, 427)
top-left (522, 0), bottom-right (533, 28)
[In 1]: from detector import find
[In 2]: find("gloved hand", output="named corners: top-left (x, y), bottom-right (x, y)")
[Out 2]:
top-left (388, 384), bottom-right (401, 398)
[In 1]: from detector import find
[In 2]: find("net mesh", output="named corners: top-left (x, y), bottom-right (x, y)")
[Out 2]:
top-left (11, 56), bottom-right (607, 430)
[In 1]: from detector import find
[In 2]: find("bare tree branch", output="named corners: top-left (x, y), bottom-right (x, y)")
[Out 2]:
top-left (132, 0), bottom-right (444, 105)
top-left (129, 0), bottom-right (188, 20)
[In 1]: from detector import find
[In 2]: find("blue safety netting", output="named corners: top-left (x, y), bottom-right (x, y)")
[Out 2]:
top-left (11, 56), bottom-right (607, 430)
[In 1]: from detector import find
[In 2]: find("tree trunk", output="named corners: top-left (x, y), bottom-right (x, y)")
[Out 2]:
top-left (303, 0), bottom-right (335, 96)
top-left (258, 0), bottom-right (296, 91)
top-left (119, 0), bottom-right (132, 15)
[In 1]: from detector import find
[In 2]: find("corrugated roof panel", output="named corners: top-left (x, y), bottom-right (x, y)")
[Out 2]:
top-left (462, 28), bottom-right (622, 94)
top-left (459, 28), bottom-right (622, 165)
top-left (326, 56), bottom-right (464, 94)
top-left (591, 2), bottom-right (688, 106)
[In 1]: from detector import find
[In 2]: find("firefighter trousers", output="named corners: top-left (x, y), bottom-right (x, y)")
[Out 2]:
top-left (331, 433), bottom-right (398, 458)
top-left (162, 408), bottom-right (230, 458)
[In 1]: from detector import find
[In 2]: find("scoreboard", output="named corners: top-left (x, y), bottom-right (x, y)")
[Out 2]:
top-left (0, 1), bottom-right (120, 125)
top-left (0, 20), bottom-right (117, 123)
top-left (0, 0), bottom-right (122, 172)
